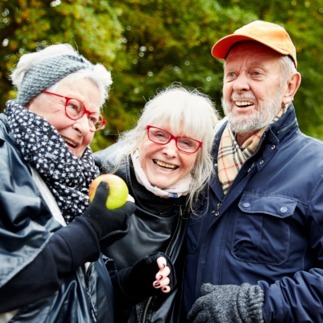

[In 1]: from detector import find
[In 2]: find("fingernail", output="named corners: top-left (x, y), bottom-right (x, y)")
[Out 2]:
top-left (162, 286), bottom-right (169, 292)
top-left (158, 275), bottom-right (163, 280)
top-left (153, 281), bottom-right (160, 288)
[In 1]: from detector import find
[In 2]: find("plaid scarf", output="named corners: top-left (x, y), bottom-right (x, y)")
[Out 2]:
top-left (218, 107), bottom-right (287, 195)
top-left (4, 100), bottom-right (100, 224)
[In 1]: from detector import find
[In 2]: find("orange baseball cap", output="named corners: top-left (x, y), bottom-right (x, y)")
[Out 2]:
top-left (211, 20), bottom-right (297, 67)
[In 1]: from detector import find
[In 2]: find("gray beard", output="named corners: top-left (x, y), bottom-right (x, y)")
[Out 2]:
top-left (222, 97), bottom-right (282, 134)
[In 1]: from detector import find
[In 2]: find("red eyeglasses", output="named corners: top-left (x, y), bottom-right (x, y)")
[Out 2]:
top-left (146, 125), bottom-right (202, 154)
top-left (42, 90), bottom-right (106, 132)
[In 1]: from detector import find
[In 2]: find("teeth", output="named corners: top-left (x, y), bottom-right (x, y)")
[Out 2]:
top-left (64, 138), bottom-right (76, 148)
top-left (235, 101), bottom-right (253, 107)
top-left (155, 160), bottom-right (177, 169)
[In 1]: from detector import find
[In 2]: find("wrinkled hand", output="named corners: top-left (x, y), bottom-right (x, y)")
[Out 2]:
top-left (83, 181), bottom-right (136, 245)
top-left (188, 283), bottom-right (264, 323)
top-left (112, 252), bottom-right (176, 305)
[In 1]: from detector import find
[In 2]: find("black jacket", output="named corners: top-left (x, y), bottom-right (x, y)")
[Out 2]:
top-left (0, 113), bottom-right (115, 322)
top-left (94, 144), bottom-right (188, 323)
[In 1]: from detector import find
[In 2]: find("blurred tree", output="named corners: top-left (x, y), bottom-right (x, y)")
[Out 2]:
top-left (0, 0), bottom-right (322, 152)
top-left (101, 0), bottom-right (258, 148)
top-left (0, 0), bottom-right (123, 148)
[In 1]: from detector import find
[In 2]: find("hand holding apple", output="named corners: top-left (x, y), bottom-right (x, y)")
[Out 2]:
top-left (83, 177), bottom-right (136, 243)
top-left (89, 174), bottom-right (129, 210)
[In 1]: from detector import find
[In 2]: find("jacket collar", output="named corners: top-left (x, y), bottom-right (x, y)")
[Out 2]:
top-left (213, 104), bottom-right (299, 153)
top-left (267, 104), bottom-right (299, 142)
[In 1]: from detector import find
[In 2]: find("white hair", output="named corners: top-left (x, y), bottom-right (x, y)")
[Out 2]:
top-left (110, 84), bottom-right (221, 211)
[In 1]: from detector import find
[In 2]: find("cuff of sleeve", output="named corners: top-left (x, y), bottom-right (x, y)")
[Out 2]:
top-left (239, 283), bottom-right (265, 322)
top-left (55, 216), bottom-right (101, 268)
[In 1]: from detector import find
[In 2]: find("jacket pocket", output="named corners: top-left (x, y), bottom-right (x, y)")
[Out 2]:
top-left (232, 193), bottom-right (297, 265)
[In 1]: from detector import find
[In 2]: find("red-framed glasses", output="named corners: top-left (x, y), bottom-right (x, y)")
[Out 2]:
top-left (42, 90), bottom-right (106, 132)
top-left (146, 125), bottom-right (202, 154)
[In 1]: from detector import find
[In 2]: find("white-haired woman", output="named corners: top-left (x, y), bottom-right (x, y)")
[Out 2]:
top-left (95, 85), bottom-right (220, 322)
top-left (0, 44), bottom-right (173, 323)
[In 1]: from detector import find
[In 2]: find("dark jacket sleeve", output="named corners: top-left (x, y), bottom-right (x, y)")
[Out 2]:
top-left (0, 217), bottom-right (100, 312)
top-left (0, 117), bottom-right (103, 313)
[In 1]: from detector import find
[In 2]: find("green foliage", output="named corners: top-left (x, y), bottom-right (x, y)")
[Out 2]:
top-left (0, 0), bottom-right (122, 105)
top-left (1, 0), bottom-right (322, 153)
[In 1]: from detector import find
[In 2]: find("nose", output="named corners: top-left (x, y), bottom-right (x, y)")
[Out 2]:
top-left (232, 73), bottom-right (250, 92)
top-left (72, 114), bottom-right (91, 134)
top-left (162, 138), bottom-right (177, 156)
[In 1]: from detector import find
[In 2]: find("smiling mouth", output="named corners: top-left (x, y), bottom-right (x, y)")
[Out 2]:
top-left (62, 137), bottom-right (77, 149)
top-left (235, 101), bottom-right (254, 107)
top-left (153, 159), bottom-right (178, 170)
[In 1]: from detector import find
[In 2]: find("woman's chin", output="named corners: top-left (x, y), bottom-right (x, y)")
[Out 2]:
top-left (149, 177), bottom-right (173, 189)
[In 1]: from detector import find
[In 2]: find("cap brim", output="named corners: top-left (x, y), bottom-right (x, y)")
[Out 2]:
top-left (212, 35), bottom-right (264, 59)
top-left (211, 34), bottom-right (292, 60)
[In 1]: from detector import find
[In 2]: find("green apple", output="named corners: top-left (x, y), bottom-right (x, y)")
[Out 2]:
top-left (89, 174), bottom-right (129, 210)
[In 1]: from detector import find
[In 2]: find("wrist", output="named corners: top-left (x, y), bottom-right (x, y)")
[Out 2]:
top-left (56, 217), bottom-right (100, 267)
top-left (238, 283), bottom-right (264, 322)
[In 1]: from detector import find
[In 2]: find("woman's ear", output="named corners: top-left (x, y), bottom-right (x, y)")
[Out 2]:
top-left (282, 72), bottom-right (301, 106)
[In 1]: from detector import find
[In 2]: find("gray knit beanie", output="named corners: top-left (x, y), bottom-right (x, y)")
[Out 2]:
top-left (17, 54), bottom-right (93, 106)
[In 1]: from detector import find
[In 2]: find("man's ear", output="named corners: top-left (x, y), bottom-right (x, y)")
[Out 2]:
top-left (282, 72), bottom-right (301, 106)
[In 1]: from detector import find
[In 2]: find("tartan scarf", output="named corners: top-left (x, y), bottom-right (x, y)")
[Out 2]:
top-left (4, 100), bottom-right (100, 224)
top-left (218, 107), bottom-right (287, 195)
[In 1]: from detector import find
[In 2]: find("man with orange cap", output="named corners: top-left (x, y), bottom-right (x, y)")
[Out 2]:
top-left (184, 20), bottom-right (323, 322)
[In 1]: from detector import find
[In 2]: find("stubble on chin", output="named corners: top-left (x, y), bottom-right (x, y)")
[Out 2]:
top-left (222, 98), bottom-right (281, 135)
top-left (222, 99), bottom-right (259, 134)
top-left (228, 114), bottom-right (260, 134)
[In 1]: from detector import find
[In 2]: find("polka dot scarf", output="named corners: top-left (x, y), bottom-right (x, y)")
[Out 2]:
top-left (4, 100), bottom-right (100, 224)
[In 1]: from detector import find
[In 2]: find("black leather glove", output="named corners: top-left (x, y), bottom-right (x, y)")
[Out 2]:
top-left (83, 181), bottom-right (136, 246)
top-left (188, 283), bottom-right (264, 323)
top-left (111, 252), bottom-right (177, 305)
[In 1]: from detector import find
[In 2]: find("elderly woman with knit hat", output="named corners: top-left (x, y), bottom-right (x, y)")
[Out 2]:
top-left (0, 44), bottom-right (173, 322)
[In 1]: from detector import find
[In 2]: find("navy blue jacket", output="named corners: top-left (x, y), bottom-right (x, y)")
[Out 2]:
top-left (184, 105), bottom-right (323, 322)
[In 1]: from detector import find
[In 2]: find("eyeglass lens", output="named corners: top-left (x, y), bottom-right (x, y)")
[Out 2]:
top-left (42, 91), bottom-right (105, 131)
top-left (148, 126), bottom-right (200, 153)
top-left (65, 98), bottom-right (103, 131)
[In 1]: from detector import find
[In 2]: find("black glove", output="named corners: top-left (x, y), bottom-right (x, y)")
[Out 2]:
top-left (188, 283), bottom-right (264, 323)
top-left (83, 181), bottom-right (136, 246)
top-left (111, 252), bottom-right (177, 305)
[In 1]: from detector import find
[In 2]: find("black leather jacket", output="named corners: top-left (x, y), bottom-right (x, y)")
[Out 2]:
top-left (94, 144), bottom-right (188, 323)
top-left (0, 114), bottom-right (114, 322)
